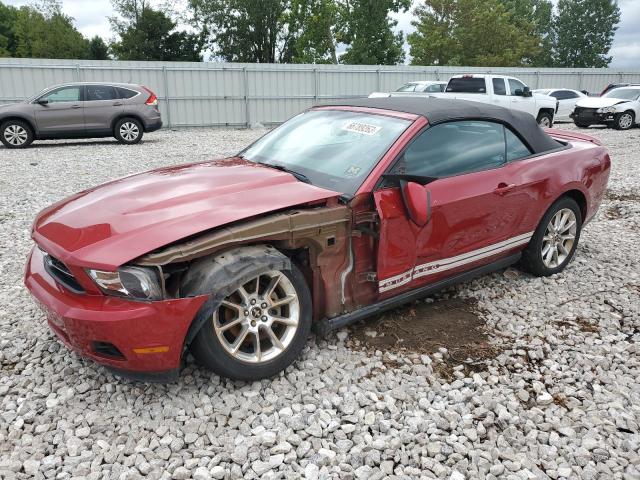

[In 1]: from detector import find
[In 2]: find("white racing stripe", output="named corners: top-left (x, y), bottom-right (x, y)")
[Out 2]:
top-left (378, 232), bottom-right (534, 293)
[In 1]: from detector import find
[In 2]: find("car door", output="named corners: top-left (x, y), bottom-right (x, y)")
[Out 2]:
top-left (373, 121), bottom-right (534, 296)
top-left (551, 90), bottom-right (580, 119)
top-left (490, 77), bottom-right (511, 108)
top-left (508, 78), bottom-right (535, 114)
top-left (84, 85), bottom-right (124, 133)
top-left (33, 85), bottom-right (84, 135)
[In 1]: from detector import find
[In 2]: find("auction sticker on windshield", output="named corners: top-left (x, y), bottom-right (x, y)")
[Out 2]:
top-left (342, 122), bottom-right (382, 135)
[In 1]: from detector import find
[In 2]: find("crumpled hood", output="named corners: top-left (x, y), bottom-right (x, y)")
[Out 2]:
top-left (576, 97), bottom-right (631, 108)
top-left (33, 158), bottom-right (340, 270)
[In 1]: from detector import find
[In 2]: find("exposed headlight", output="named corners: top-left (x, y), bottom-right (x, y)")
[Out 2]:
top-left (597, 106), bottom-right (617, 114)
top-left (87, 266), bottom-right (162, 301)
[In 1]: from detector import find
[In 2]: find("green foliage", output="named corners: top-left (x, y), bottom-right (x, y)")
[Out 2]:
top-left (554, 0), bottom-right (620, 67)
top-left (189, 0), bottom-right (285, 62)
top-left (337, 0), bottom-right (410, 65)
top-left (408, 0), bottom-right (542, 67)
top-left (87, 36), bottom-right (110, 60)
top-left (0, 2), bottom-right (17, 56)
top-left (282, 0), bottom-right (338, 64)
top-left (111, 0), bottom-right (203, 61)
top-left (497, 0), bottom-right (554, 66)
top-left (409, 0), bottom-right (619, 68)
top-left (0, 0), bottom-right (90, 59)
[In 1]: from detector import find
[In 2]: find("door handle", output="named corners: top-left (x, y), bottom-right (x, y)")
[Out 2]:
top-left (70, 104), bottom-right (81, 109)
top-left (494, 183), bottom-right (516, 195)
top-left (113, 102), bottom-right (123, 106)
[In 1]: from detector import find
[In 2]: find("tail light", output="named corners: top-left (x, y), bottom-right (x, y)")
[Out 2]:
top-left (141, 86), bottom-right (158, 106)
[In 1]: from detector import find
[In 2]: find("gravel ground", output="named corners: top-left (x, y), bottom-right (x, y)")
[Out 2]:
top-left (0, 124), bottom-right (639, 480)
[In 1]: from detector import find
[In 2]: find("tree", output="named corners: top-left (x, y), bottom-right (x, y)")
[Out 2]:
top-left (111, 0), bottom-right (203, 61)
top-left (8, 2), bottom-right (89, 59)
top-left (0, 2), bottom-right (17, 56)
top-left (498, 0), bottom-right (554, 66)
top-left (554, 0), bottom-right (620, 68)
top-left (337, 0), bottom-right (410, 65)
top-left (87, 35), bottom-right (110, 60)
top-left (408, 0), bottom-right (542, 67)
top-left (281, 0), bottom-right (338, 64)
top-left (189, 0), bottom-right (285, 62)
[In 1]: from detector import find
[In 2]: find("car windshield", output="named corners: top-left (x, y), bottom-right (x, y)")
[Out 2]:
top-left (241, 109), bottom-right (411, 196)
top-left (604, 88), bottom-right (640, 101)
top-left (396, 83), bottom-right (418, 92)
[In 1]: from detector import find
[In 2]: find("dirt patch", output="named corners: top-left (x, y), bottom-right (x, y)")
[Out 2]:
top-left (605, 205), bottom-right (623, 219)
top-left (554, 317), bottom-right (599, 334)
top-left (348, 297), bottom-right (498, 363)
top-left (605, 192), bottom-right (640, 202)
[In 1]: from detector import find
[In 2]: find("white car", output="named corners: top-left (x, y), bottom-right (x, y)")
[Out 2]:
top-left (534, 89), bottom-right (587, 121)
top-left (430, 74), bottom-right (558, 127)
top-left (369, 81), bottom-right (447, 98)
top-left (571, 85), bottom-right (640, 130)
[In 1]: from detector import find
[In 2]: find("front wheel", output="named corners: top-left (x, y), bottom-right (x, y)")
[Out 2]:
top-left (614, 111), bottom-right (634, 130)
top-left (519, 197), bottom-right (582, 277)
top-left (114, 118), bottom-right (144, 144)
top-left (1, 120), bottom-right (34, 149)
top-left (190, 265), bottom-right (312, 381)
top-left (536, 112), bottom-right (553, 128)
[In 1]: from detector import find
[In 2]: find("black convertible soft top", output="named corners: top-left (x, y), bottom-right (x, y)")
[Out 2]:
top-left (321, 97), bottom-right (561, 154)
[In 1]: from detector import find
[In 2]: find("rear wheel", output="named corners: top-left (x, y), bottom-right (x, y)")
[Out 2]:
top-left (536, 112), bottom-right (553, 128)
top-left (114, 117), bottom-right (143, 144)
top-left (190, 264), bottom-right (312, 381)
top-left (573, 120), bottom-right (591, 128)
top-left (519, 197), bottom-right (582, 277)
top-left (614, 111), bottom-right (634, 130)
top-left (1, 120), bottom-right (34, 149)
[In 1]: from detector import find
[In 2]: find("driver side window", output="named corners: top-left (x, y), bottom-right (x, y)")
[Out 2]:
top-left (392, 121), bottom-right (507, 179)
top-left (41, 87), bottom-right (81, 103)
top-left (508, 79), bottom-right (526, 96)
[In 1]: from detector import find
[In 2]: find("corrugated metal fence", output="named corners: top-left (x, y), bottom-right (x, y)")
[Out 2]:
top-left (2, 58), bottom-right (640, 128)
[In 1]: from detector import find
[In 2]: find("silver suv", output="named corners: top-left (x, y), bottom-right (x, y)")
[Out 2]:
top-left (0, 82), bottom-right (162, 149)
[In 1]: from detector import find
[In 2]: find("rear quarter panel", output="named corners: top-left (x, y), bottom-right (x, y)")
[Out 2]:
top-left (510, 137), bottom-right (610, 231)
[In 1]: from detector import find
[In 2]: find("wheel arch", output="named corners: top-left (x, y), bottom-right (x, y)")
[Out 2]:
top-left (0, 115), bottom-right (37, 135)
top-left (538, 107), bottom-right (555, 118)
top-left (180, 244), bottom-right (294, 348)
top-left (557, 188), bottom-right (588, 222)
top-left (111, 113), bottom-right (144, 133)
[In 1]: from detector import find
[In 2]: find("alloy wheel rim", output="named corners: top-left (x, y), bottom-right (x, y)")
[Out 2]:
top-left (120, 122), bottom-right (139, 141)
top-left (213, 270), bottom-right (300, 363)
top-left (540, 117), bottom-right (551, 127)
top-left (619, 114), bottom-right (633, 129)
top-left (541, 208), bottom-right (577, 268)
top-left (4, 125), bottom-right (28, 146)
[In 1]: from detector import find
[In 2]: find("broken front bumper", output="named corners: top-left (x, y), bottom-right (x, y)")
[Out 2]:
top-left (24, 247), bottom-right (207, 380)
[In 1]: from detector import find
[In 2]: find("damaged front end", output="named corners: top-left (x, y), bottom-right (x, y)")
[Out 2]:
top-left (132, 204), bottom-right (355, 322)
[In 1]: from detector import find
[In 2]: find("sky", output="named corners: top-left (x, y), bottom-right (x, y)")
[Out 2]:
top-left (5, 0), bottom-right (640, 68)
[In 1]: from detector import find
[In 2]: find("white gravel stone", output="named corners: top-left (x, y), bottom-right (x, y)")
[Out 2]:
top-left (211, 466), bottom-right (226, 479)
top-left (1, 125), bottom-right (639, 480)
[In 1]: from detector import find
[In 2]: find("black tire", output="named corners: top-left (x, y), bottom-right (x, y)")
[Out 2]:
top-left (190, 262), bottom-right (312, 381)
top-left (114, 117), bottom-right (144, 144)
top-left (536, 112), bottom-right (554, 128)
top-left (519, 196), bottom-right (582, 277)
top-left (614, 111), bottom-right (635, 130)
top-left (573, 121), bottom-right (591, 128)
top-left (1, 119), bottom-right (34, 149)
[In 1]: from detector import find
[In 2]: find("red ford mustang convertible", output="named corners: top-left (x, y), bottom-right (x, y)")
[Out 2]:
top-left (25, 98), bottom-right (610, 381)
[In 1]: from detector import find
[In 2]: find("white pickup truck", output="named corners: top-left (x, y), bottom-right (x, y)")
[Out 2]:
top-left (431, 74), bottom-right (558, 127)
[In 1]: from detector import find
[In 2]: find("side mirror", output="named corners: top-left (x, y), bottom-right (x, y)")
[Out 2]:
top-left (400, 181), bottom-right (431, 226)
top-left (37, 99), bottom-right (49, 105)
top-left (522, 86), bottom-right (532, 97)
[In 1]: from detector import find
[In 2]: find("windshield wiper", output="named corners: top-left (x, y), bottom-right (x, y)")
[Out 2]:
top-left (261, 162), bottom-right (311, 184)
